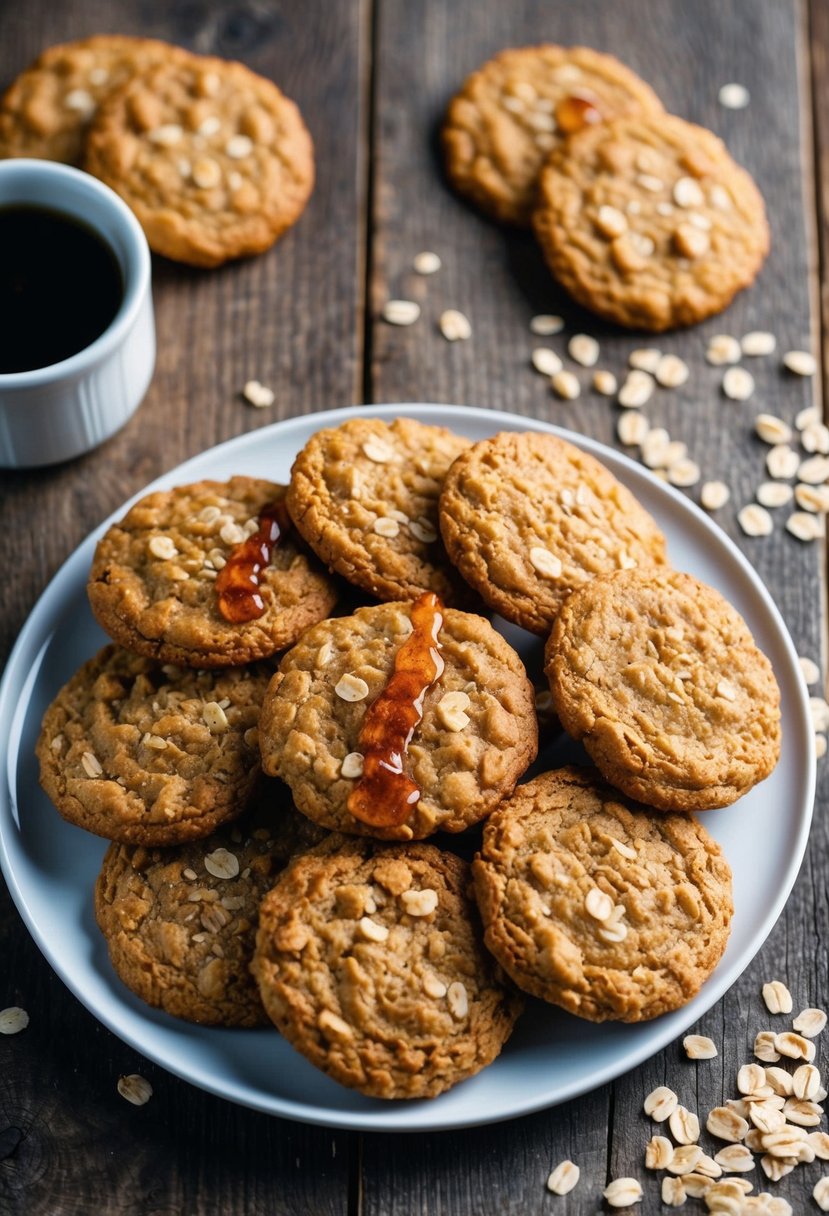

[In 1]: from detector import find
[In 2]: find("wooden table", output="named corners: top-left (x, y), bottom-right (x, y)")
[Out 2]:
top-left (2, 1), bottom-right (828, 1211)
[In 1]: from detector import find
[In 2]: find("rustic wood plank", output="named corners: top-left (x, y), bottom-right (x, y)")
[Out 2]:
top-left (364, 0), bottom-right (825, 1212)
top-left (0, 1), bottom-right (366, 1212)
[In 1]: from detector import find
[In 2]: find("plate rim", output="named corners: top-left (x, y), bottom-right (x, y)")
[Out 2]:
top-left (0, 401), bottom-right (816, 1132)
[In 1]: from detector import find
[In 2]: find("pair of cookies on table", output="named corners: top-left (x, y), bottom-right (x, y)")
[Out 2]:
top-left (442, 44), bottom-right (769, 329)
top-left (0, 35), bottom-right (313, 266)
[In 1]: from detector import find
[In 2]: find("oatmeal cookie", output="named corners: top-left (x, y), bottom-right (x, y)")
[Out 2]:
top-left (472, 766), bottom-right (733, 1022)
top-left (442, 44), bottom-right (663, 226)
top-left (0, 35), bottom-right (184, 165)
top-left (258, 600), bottom-right (537, 841)
top-left (88, 478), bottom-right (338, 668)
top-left (439, 430), bottom-right (668, 635)
top-left (252, 835), bottom-right (523, 1098)
top-left (84, 53), bottom-right (314, 266)
top-left (287, 417), bottom-right (473, 606)
top-left (546, 569), bottom-right (781, 810)
top-left (95, 795), bottom-right (326, 1026)
top-left (37, 644), bottom-right (270, 845)
top-left (533, 113), bottom-right (769, 330)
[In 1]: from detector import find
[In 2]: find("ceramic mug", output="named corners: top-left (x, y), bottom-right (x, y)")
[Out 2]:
top-left (0, 159), bottom-right (155, 468)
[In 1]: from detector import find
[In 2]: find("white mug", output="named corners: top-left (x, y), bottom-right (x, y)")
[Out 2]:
top-left (0, 159), bottom-right (155, 468)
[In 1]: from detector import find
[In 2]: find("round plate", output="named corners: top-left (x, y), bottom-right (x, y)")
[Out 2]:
top-left (0, 403), bottom-right (814, 1131)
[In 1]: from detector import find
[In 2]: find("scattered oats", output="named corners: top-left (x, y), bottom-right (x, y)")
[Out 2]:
top-left (707, 1106), bottom-right (750, 1143)
top-left (701, 481), bottom-right (731, 510)
top-left (117, 1074), bottom-right (153, 1105)
top-left (755, 1032), bottom-right (782, 1063)
top-left (757, 481), bottom-right (794, 508)
top-left (815, 1178), bottom-right (829, 1212)
top-left (809, 1133), bottom-right (829, 1159)
top-left (661, 1177), bottom-right (686, 1207)
top-left (401, 888), bottom-right (439, 917)
top-left (785, 1097), bottom-right (823, 1126)
top-left (361, 437), bottom-right (397, 463)
top-left (766, 445), bottom-right (801, 479)
top-left (552, 369), bottom-right (580, 399)
top-left (204, 848), bottom-right (239, 880)
top-left (373, 516), bottom-right (400, 538)
top-left (670, 1106), bottom-right (701, 1145)
top-left (662, 440), bottom-right (688, 467)
top-left (760, 1153), bottom-right (795, 1181)
top-left (707, 334), bottom-right (742, 365)
top-left (341, 752), bottom-right (364, 779)
top-left (656, 354), bottom-right (689, 388)
top-left (619, 370), bottom-right (655, 408)
top-left (81, 751), bottom-right (103, 778)
top-left (546, 1160), bottom-right (580, 1195)
top-left (593, 369), bottom-right (618, 396)
top-left (817, 734), bottom-right (828, 759)
top-left (382, 299), bottom-right (420, 326)
top-left (423, 974), bottom-right (447, 999)
top-left (335, 673), bottom-right (370, 702)
top-left (713, 1145), bottom-right (755, 1172)
top-left (584, 887), bottom-right (614, 921)
top-left (666, 1146), bottom-right (702, 1175)
top-left (787, 512), bottom-right (823, 541)
top-left (64, 87), bottom-right (95, 114)
top-left (409, 518), bottom-right (437, 544)
top-left (668, 459), bottom-right (701, 488)
top-left (719, 82), bottom-right (750, 108)
top-left (358, 916), bottom-right (389, 944)
top-left (684, 1035), bottom-right (718, 1060)
top-left (794, 1007), bottom-right (827, 1037)
top-left (531, 347), bottom-right (562, 377)
top-left (242, 379), bottom-right (274, 408)
top-left (202, 701), bottom-right (228, 732)
top-left (674, 176), bottom-right (705, 207)
top-left (318, 1009), bottom-right (353, 1041)
top-left (723, 366), bottom-right (754, 401)
top-left (645, 1135), bottom-right (675, 1169)
top-left (568, 333), bottom-right (599, 367)
top-left (530, 314), bottom-right (564, 336)
top-left (641, 427), bottom-right (671, 468)
top-left (763, 981), bottom-right (793, 1014)
top-left (797, 405), bottom-right (821, 430)
top-left (738, 504), bottom-right (773, 537)
top-left (802, 422), bottom-right (829, 455)
top-left (617, 411), bottom-right (649, 446)
top-left (811, 698), bottom-right (829, 732)
top-left (148, 535), bottom-right (178, 560)
top-left (629, 348), bottom-right (662, 373)
top-left (192, 156), bottom-right (221, 189)
top-left (755, 414), bottom-right (792, 445)
top-left (741, 330), bottom-right (776, 356)
top-left (774, 1031), bottom-right (816, 1061)
top-left (748, 1103), bottom-right (785, 1134)
top-left (645, 1086), bottom-right (679, 1121)
top-left (603, 1177), bottom-right (643, 1207)
top-left (529, 547), bottom-right (562, 579)
top-left (447, 981), bottom-right (468, 1020)
top-left (695, 1155), bottom-right (724, 1180)
top-left (437, 690), bottom-right (471, 732)
top-left (793, 1064), bottom-right (822, 1101)
top-left (799, 455), bottom-right (829, 484)
top-left (796, 483), bottom-right (829, 513)
top-left (0, 1007), bottom-right (29, 1035)
top-left (783, 350), bottom-right (817, 376)
top-left (439, 309), bottom-right (471, 341)
top-left (682, 1174), bottom-right (711, 1198)
top-left (596, 204), bottom-right (628, 238)
top-left (413, 251), bottom-right (441, 275)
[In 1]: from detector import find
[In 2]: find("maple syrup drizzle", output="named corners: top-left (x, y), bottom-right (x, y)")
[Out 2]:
top-left (216, 499), bottom-right (291, 623)
top-left (554, 93), bottom-right (603, 134)
top-left (347, 592), bottom-right (445, 829)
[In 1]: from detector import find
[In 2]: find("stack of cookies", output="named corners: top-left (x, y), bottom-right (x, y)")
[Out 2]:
top-left (442, 45), bottom-right (769, 329)
top-left (36, 416), bottom-right (781, 1099)
top-left (0, 36), bottom-right (314, 266)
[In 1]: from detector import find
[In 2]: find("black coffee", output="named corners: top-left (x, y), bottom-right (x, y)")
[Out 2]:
top-left (0, 204), bottom-right (123, 374)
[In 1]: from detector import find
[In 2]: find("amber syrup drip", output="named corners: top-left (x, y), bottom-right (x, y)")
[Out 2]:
top-left (347, 592), bottom-right (445, 828)
top-left (554, 93), bottom-right (603, 134)
top-left (216, 500), bottom-right (291, 623)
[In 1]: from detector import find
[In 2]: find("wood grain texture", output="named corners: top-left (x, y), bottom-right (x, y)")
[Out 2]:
top-left (363, 0), bottom-right (827, 1213)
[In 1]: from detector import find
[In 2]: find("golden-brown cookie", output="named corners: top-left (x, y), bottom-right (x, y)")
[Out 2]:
top-left (0, 35), bottom-right (184, 165)
top-left (88, 478), bottom-right (338, 668)
top-left (472, 766), bottom-right (733, 1022)
top-left (37, 644), bottom-right (269, 845)
top-left (546, 569), bottom-right (781, 810)
top-left (95, 795), bottom-right (327, 1026)
top-left (258, 599), bottom-right (537, 841)
top-left (287, 417), bottom-right (473, 606)
top-left (533, 113), bottom-right (769, 330)
top-left (252, 835), bottom-right (523, 1098)
top-left (442, 44), bottom-right (663, 226)
top-left (84, 53), bottom-right (314, 266)
top-left (439, 430), bottom-right (668, 635)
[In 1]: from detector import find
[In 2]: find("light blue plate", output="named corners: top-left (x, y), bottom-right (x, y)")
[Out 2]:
top-left (0, 404), bottom-right (815, 1131)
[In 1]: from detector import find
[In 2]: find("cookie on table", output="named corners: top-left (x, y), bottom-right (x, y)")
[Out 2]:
top-left (439, 430), bottom-right (668, 636)
top-left (442, 44), bottom-right (663, 226)
top-left (258, 599), bottom-right (537, 841)
top-left (84, 53), bottom-right (314, 267)
top-left (546, 569), bottom-right (781, 810)
top-left (252, 836), bottom-right (523, 1098)
top-left (287, 417), bottom-right (473, 606)
top-left (95, 795), bottom-right (327, 1026)
top-left (472, 766), bottom-right (733, 1022)
top-left (533, 113), bottom-right (769, 330)
top-left (88, 478), bottom-right (338, 668)
top-left (0, 35), bottom-right (184, 165)
top-left (37, 644), bottom-right (269, 845)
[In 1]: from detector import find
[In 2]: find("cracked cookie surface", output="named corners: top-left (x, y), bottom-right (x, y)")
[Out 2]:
top-left (442, 44), bottom-right (663, 226)
top-left (37, 644), bottom-right (270, 844)
top-left (472, 766), bottom-right (733, 1022)
top-left (252, 835), bottom-right (523, 1098)
top-left (84, 52), bottom-right (314, 266)
top-left (258, 601), bottom-right (537, 841)
top-left (287, 417), bottom-right (473, 606)
top-left (439, 430), bottom-right (668, 635)
top-left (88, 477), bottom-right (338, 668)
top-left (533, 113), bottom-right (769, 330)
top-left (546, 569), bottom-right (781, 810)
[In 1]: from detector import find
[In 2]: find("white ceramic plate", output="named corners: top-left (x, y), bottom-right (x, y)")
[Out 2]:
top-left (0, 404), bottom-right (815, 1132)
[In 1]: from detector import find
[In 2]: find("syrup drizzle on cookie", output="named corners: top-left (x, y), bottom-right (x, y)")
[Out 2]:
top-left (216, 499), bottom-right (291, 623)
top-left (554, 93), bottom-right (602, 134)
top-left (347, 592), bottom-right (445, 828)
